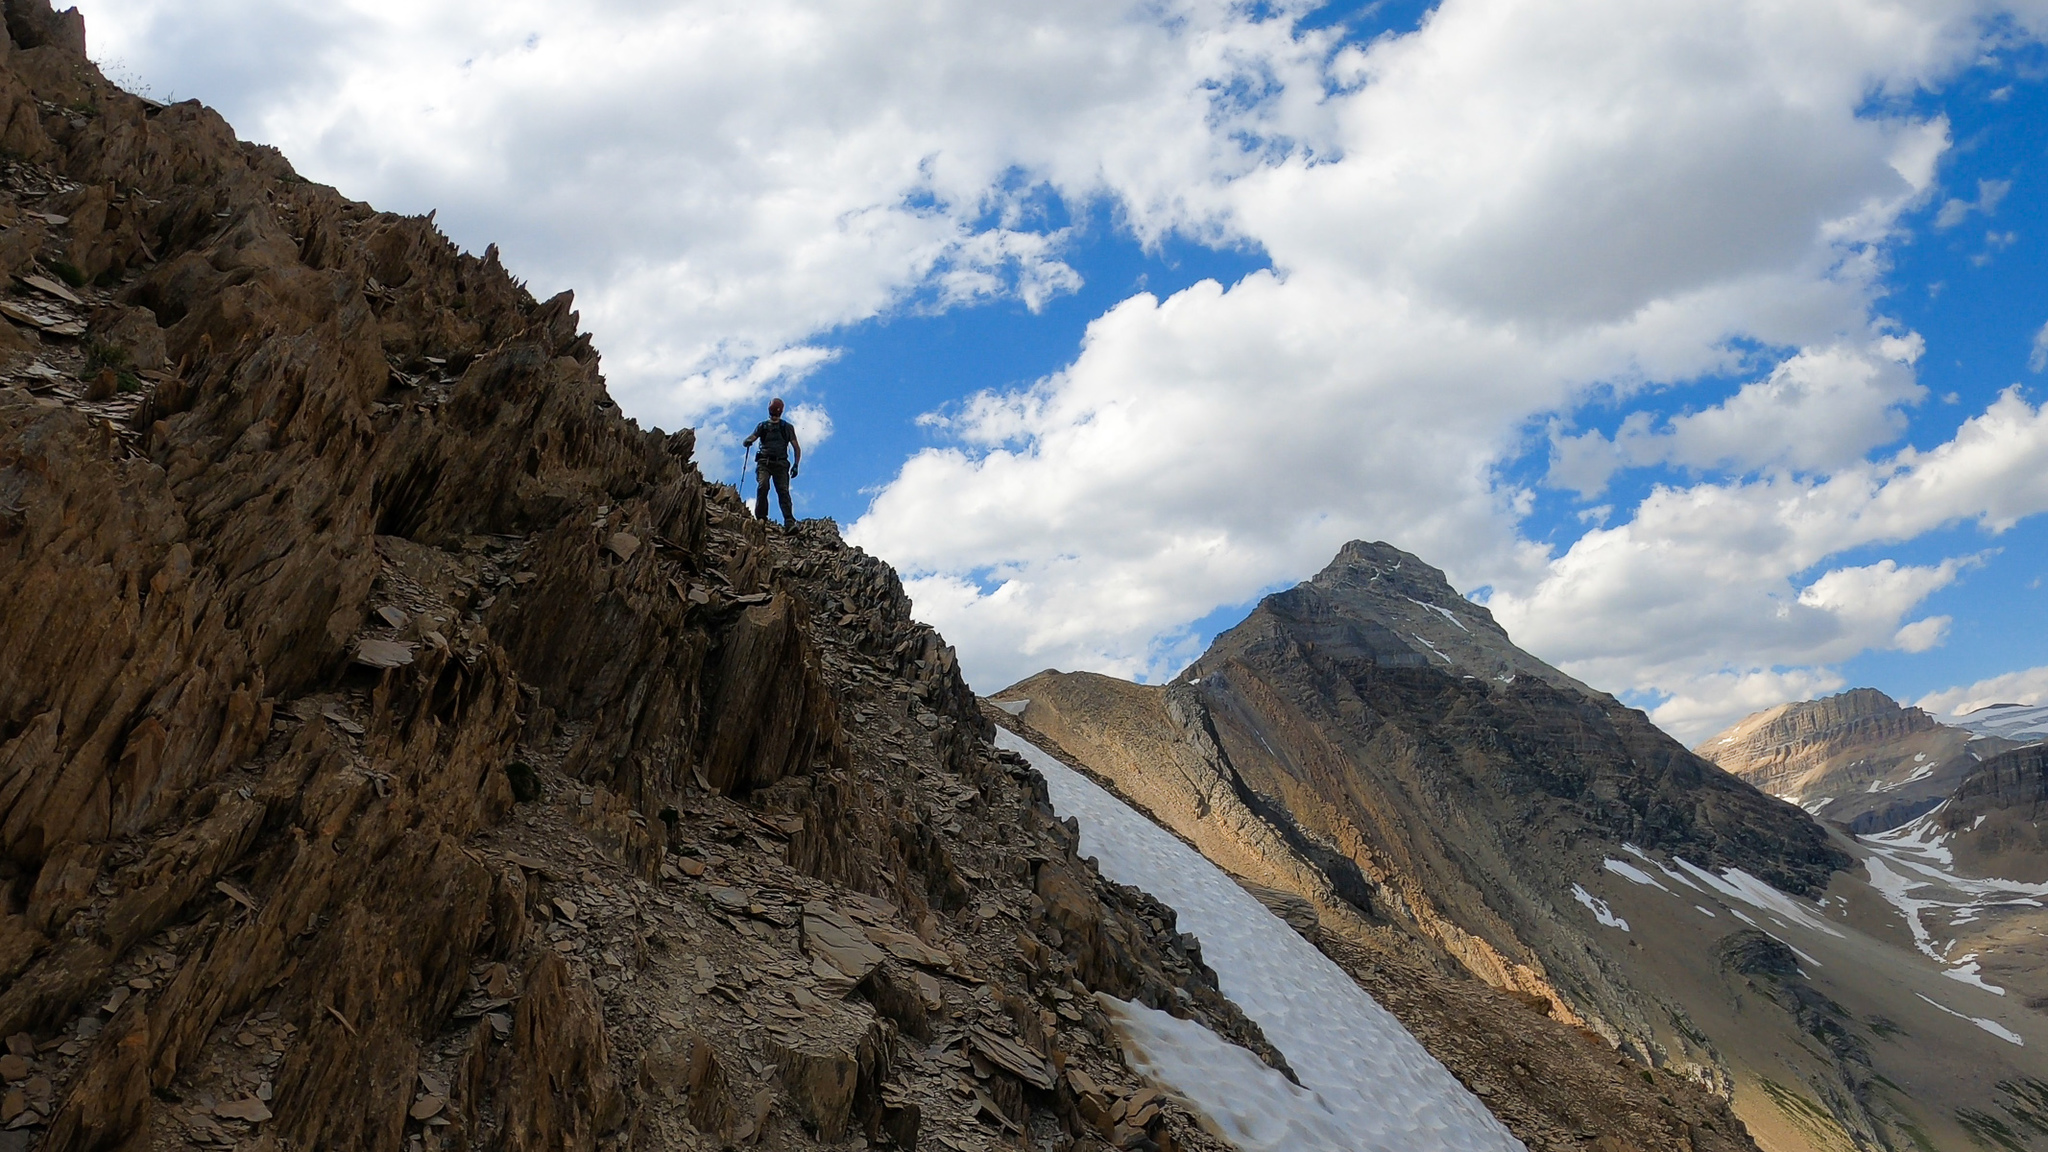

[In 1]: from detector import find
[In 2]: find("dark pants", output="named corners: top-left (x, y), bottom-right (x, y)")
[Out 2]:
top-left (755, 460), bottom-right (794, 525)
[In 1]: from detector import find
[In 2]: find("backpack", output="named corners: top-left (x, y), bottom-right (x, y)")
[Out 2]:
top-left (754, 418), bottom-right (792, 463)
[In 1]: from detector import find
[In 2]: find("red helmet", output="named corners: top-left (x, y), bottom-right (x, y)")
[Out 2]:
top-left (768, 397), bottom-right (785, 417)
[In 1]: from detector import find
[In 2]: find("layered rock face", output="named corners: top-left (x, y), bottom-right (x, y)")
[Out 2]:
top-left (1936, 743), bottom-right (2048, 882)
top-left (1697, 689), bottom-right (1983, 833)
top-left (0, 11), bottom-right (1281, 1150)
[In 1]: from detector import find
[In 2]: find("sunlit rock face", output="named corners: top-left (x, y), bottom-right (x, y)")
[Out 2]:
top-left (1697, 688), bottom-right (1995, 833)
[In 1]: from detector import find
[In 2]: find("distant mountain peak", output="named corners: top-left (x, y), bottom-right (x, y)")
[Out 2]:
top-left (1186, 539), bottom-right (1589, 696)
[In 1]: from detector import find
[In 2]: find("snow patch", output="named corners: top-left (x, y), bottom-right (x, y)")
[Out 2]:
top-left (997, 729), bottom-right (1526, 1152)
top-left (1406, 597), bottom-right (1472, 633)
top-left (1670, 858), bottom-right (1844, 939)
top-left (1915, 992), bottom-right (2024, 1046)
top-left (1859, 809), bottom-right (2048, 966)
top-left (1100, 996), bottom-right (1353, 1152)
top-left (1864, 807), bottom-right (1954, 866)
top-left (1622, 844), bottom-right (1703, 892)
top-left (1951, 701), bottom-right (2048, 744)
top-left (1864, 856), bottom-right (1944, 960)
top-left (1945, 956), bottom-right (2005, 996)
top-left (1695, 905), bottom-right (1717, 918)
top-left (1572, 884), bottom-right (1629, 931)
top-left (1603, 859), bottom-right (1668, 892)
top-left (1409, 632), bottom-right (1452, 664)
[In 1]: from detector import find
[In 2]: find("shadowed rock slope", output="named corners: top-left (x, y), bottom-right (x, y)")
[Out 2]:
top-left (0, 10), bottom-right (1288, 1149)
top-left (1935, 742), bottom-right (2048, 883)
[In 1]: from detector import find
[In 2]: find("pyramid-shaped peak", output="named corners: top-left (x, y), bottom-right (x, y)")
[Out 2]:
top-left (1312, 541), bottom-right (1459, 604)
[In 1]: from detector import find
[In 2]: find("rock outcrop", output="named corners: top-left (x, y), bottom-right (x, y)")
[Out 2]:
top-left (0, 8), bottom-right (1287, 1149)
top-left (1934, 742), bottom-right (2048, 882)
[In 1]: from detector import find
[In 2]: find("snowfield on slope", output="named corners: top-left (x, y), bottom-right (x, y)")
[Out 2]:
top-left (996, 728), bottom-right (1526, 1152)
top-left (1859, 807), bottom-right (2048, 993)
top-left (1950, 701), bottom-right (2048, 744)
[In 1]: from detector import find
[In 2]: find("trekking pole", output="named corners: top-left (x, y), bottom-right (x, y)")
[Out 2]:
top-left (737, 447), bottom-right (750, 493)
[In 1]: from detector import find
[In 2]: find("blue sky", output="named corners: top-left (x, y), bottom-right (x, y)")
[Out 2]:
top-left (76, 0), bottom-right (2048, 741)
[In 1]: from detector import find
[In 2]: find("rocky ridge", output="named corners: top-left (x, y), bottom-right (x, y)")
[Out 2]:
top-left (0, 10), bottom-right (1291, 1150)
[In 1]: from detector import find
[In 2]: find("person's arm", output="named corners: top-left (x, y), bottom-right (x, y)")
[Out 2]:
top-left (789, 429), bottom-right (801, 477)
top-left (742, 430), bottom-right (757, 447)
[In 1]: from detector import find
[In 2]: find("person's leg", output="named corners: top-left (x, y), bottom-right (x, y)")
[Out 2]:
top-left (755, 466), bottom-right (771, 519)
top-left (773, 464), bottom-right (795, 526)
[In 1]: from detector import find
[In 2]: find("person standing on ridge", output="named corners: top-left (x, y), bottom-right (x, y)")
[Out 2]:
top-left (743, 397), bottom-right (801, 529)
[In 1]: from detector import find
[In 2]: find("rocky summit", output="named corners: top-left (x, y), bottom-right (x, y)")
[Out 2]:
top-left (0, 7), bottom-right (1287, 1150)
top-left (997, 541), bottom-right (2048, 1152)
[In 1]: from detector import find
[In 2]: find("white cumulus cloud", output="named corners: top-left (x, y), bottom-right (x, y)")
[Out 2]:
top-left (74, 0), bottom-right (1333, 444)
top-left (1891, 615), bottom-right (1952, 653)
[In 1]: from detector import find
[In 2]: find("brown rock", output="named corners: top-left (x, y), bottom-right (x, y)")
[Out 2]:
top-left (881, 1098), bottom-right (920, 1148)
top-left (685, 1037), bottom-right (736, 1138)
top-left (801, 902), bottom-right (885, 983)
top-left (765, 1008), bottom-right (884, 1142)
top-left (502, 953), bottom-right (623, 1148)
top-left (25, 840), bottom-right (104, 934)
top-left (216, 1097), bottom-right (274, 1122)
top-left (636, 1038), bottom-right (690, 1102)
top-left (84, 303), bottom-right (167, 371)
top-left (733, 1087), bottom-right (773, 1144)
top-left (353, 638), bottom-right (416, 669)
top-left (854, 961), bottom-right (931, 1041)
top-left (483, 962), bottom-right (515, 999)
top-left (968, 1025), bottom-right (1055, 1090)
